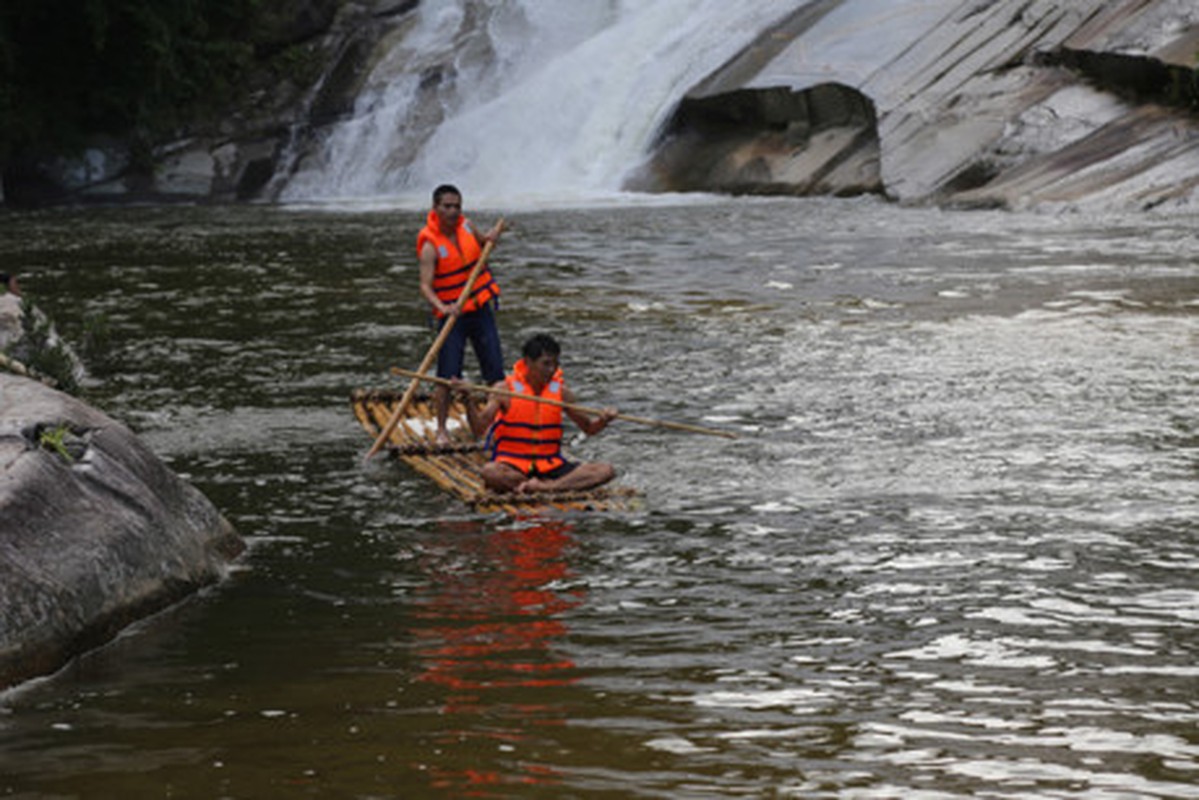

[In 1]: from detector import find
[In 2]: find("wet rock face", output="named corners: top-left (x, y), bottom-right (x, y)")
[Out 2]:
top-left (0, 375), bottom-right (243, 689)
top-left (638, 0), bottom-right (1199, 210)
top-left (635, 83), bottom-right (883, 197)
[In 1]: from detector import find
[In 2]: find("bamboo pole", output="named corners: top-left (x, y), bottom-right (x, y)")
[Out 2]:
top-left (365, 219), bottom-right (505, 460)
top-left (390, 367), bottom-right (738, 439)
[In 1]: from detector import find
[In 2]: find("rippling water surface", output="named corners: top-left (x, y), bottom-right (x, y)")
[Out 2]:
top-left (0, 198), bottom-right (1196, 797)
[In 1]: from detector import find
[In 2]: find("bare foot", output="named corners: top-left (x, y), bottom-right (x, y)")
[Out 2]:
top-left (516, 477), bottom-right (552, 494)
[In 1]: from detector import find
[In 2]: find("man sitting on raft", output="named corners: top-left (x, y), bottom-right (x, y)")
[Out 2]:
top-left (462, 333), bottom-right (618, 494)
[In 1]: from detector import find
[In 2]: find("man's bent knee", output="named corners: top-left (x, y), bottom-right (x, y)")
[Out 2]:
top-left (481, 462), bottom-right (524, 492)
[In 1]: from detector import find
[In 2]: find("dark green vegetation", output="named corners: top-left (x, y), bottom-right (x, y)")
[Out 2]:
top-left (0, 0), bottom-right (342, 203)
top-left (0, 1), bottom-right (257, 164)
top-left (6, 296), bottom-right (83, 394)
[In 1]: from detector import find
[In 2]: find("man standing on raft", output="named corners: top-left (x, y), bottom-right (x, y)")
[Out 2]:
top-left (463, 334), bottom-right (619, 494)
top-left (418, 184), bottom-right (505, 445)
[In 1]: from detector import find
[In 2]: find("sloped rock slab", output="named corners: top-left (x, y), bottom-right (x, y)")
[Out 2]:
top-left (0, 375), bottom-right (243, 689)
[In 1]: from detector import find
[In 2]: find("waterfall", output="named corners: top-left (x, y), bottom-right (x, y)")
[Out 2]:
top-left (280, 0), bottom-right (795, 207)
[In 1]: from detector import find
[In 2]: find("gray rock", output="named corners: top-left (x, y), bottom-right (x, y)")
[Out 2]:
top-left (640, 0), bottom-right (1199, 209)
top-left (0, 374), bottom-right (243, 689)
top-left (0, 294), bottom-right (20, 349)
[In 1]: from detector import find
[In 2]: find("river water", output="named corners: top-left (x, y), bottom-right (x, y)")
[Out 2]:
top-left (0, 197), bottom-right (1196, 798)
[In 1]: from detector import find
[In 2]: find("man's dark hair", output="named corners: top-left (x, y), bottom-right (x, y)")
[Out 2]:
top-left (522, 333), bottom-right (561, 360)
top-left (433, 184), bottom-right (461, 205)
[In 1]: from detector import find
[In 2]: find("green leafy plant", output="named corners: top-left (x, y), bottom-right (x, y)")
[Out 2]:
top-left (38, 424), bottom-right (76, 463)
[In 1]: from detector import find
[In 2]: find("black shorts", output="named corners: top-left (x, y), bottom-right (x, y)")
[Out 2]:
top-left (433, 302), bottom-right (505, 385)
top-left (528, 461), bottom-right (577, 480)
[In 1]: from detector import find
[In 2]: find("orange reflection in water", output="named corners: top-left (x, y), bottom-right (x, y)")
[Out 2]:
top-left (409, 519), bottom-right (582, 793)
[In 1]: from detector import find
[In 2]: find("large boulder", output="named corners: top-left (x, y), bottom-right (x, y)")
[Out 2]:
top-left (0, 374), bottom-right (243, 689)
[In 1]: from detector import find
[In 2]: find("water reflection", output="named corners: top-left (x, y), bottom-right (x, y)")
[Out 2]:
top-left (408, 519), bottom-right (581, 794)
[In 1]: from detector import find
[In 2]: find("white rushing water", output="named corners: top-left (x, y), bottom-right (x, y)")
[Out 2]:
top-left (281, 0), bottom-right (794, 206)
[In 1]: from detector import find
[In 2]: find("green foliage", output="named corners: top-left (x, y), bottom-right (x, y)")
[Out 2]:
top-left (37, 423), bottom-right (76, 463)
top-left (8, 295), bottom-right (80, 394)
top-left (270, 42), bottom-right (325, 89)
top-left (0, 0), bottom-right (261, 164)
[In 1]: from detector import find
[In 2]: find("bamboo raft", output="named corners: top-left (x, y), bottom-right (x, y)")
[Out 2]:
top-left (351, 388), bottom-right (639, 515)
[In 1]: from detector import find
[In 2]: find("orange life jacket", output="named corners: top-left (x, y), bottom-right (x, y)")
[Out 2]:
top-left (490, 359), bottom-right (566, 474)
top-left (417, 209), bottom-right (500, 316)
